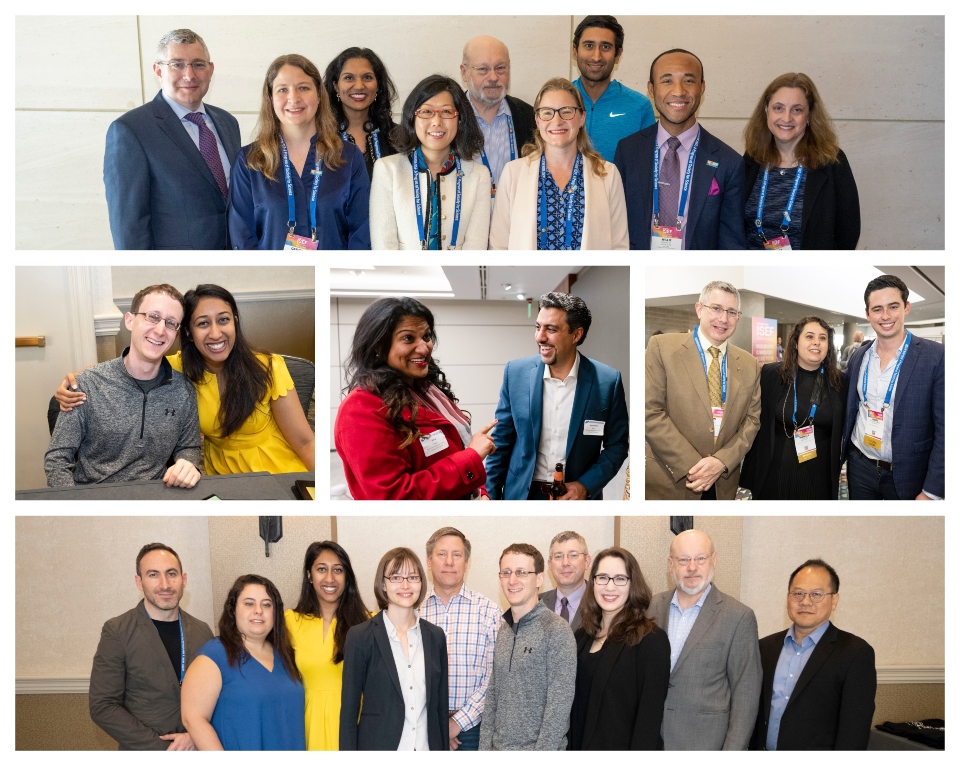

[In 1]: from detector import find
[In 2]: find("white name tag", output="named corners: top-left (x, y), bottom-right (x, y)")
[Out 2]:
top-left (419, 430), bottom-right (449, 457)
top-left (583, 420), bottom-right (605, 436)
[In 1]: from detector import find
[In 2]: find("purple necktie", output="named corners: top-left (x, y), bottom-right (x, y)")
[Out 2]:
top-left (659, 136), bottom-right (682, 227)
top-left (184, 112), bottom-right (228, 197)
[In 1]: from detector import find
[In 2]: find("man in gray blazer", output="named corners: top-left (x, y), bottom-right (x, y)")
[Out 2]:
top-left (647, 529), bottom-right (761, 750)
top-left (540, 530), bottom-right (592, 632)
top-left (89, 543), bottom-right (213, 750)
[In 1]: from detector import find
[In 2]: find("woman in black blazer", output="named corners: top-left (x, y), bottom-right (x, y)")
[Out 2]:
top-left (339, 547), bottom-right (449, 751)
top-left (742, 73), bottom-right (860, 250)
top-left (569, 547), bottom-right (670, 750)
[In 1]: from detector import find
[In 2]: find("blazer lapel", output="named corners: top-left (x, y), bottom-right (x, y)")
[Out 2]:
top-left (135, 601), bottom-right (181, 689)
top-left (583, 637), bottom-right (625, 747)
top-left (565, 355), bottom-right (594, 457)
top-left (529, 359), bottom-right (545, 454)
top-left (672, 587), bottom-right (722, 675)
top-left (151, 92), bottom-right (223, 196)
top-left (760, 631), bottom-right (787, 722)
top-left (719, 346), bottom-right (743, 441)
top-left (799, 165), bottom-right (827, 240)
top-left (681, 334), bottom-right (712, 412)
top-left (372, 614), bottom-right (404, 698)
top-left (421, 622), bottom-right (437, 712)
top-left (207, 106), bottom-right (239, 161)
top-left (684, 128), bottom-right (720, 247)
top-left (638, 130), bottom-right (656, 227)
top-left (788, 623), bottom-right (838, 705)
top-left (891, 337), bottom-right (920, 431)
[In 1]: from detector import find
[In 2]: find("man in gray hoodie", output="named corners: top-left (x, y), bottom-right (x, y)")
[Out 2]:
top-left (44, 283), bottom-right (201, 488)
top-left (479, 543), bottom-right (576, 750)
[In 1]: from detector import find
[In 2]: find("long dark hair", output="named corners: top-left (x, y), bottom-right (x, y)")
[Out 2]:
top-left (291, 541), bottom-right (370, 664)
top-left (180, 284), bottom-right (272, 439)
top-left (779, 315), bottom-right (843, 391)
top-left (344, 297), bottom-right (459, 449)
top-left (324, 47), bottom-right (398, 136)
top-left (580, 547), bottom-right (657, 647)
top-left (390, 74), bottom-right (484, 158)
top-left (217, 574), bottom-right (301, 682)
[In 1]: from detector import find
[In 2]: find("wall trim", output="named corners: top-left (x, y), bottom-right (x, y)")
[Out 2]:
top-left (17, 678), bottom-right (90, 694)
top-left (93, 311), bottom-right (123, 337)
top-left (114, 288), bottom-right (314, 312)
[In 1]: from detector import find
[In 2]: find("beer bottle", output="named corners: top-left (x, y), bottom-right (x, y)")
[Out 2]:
top-left (549, 462), bottom-right (566, 500)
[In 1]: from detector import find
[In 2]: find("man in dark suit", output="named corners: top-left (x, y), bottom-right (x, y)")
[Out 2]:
top-left (613, 49), bottom-right (745, 250)
top-left (841, 274), bottom-right (944, 500)
top-left (89, 544), bottom-right (213, 750)
top-left (752, 559), bottom-right (876, 750)
top-left (104, 29), bottom-right (241, 250)
top-left (540, 530), bottom-right (591, 631)
top-left (485, 292), bottom-right (629, 500)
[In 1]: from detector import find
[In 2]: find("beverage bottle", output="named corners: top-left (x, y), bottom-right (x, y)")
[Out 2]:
top-left (549, 462), bottom-right (566, 500)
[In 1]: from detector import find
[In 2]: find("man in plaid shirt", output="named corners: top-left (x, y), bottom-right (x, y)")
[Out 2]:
top-left (420, 527), bottom-right (501, 750)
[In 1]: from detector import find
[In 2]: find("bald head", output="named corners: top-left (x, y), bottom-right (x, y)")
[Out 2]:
top-left (461, 35), bottom-right (511, 107)
top-left (668, 529), bottom-right (716, 598)
top-left (669, 529), bottom-right (715, 558)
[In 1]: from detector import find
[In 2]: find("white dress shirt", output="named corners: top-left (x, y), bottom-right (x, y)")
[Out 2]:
top-left (534, 351), bottom-right (581, 482)
top-left (382, 611), bottom-right (429, 751)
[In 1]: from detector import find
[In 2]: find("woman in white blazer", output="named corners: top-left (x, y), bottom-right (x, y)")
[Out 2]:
top-left (370, 75), bottom-right (491, 250)
top-left (490, 77), bottom-right (628, 250)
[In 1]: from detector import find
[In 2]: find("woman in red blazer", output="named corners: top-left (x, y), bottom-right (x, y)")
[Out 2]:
top-left (334, 296), bottom-right (496, 499)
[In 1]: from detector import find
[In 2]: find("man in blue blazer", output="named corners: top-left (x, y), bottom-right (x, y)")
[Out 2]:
top-left (104, 29), bottom-right (241, 250)
top-left (613, 49), bottom-right (745, 250)
top-left (841, 274), bottom-right (944, 500)
top-left (485, 292), bottom-right (628, 500)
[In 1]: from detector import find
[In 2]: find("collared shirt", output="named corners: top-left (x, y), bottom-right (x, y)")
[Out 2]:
top-left (572, 78), bottom-right (656, 162)
top-left (469, 94), bottom-right (514, 188)
top-left (420, 584), bottom-right (501, 733)
top-left (667, 583), bottom-right (711, 671)
top-left (382, 611), bottom-right (429, 751)
top-left (160, 92), bottom-right (232, 187)
top-left (551, 580), bottom-right (586, 625)
top-left (696, 325), bottom-right (728, 415)
top-left (652, 120), bottom-right (700, 249)
top-left (534, 351), bottom-right (581, 481)
top-left (766, 620), bottom-right (831, 750)
top-left (853, 336), bottom-right (906, 463)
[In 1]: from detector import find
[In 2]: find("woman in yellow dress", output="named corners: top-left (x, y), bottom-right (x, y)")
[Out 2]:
top-left (285, 541), bottom-right (371, 750)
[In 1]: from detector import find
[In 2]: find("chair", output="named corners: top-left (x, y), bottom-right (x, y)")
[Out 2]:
top-left (279, 355), bottom-right (315, 421)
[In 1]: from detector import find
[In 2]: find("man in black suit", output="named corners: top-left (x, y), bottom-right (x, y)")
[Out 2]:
top-left (104, 29), bottom-right (241, 250)
top-left (752, 558), bottom-right (876, 750)
top-left (540, 530), bottom-right (591, 631)
top-left (613, 49), bottom-right (746, 250)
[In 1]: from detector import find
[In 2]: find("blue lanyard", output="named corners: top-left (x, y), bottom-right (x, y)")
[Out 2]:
top-left (146, 604), bottom-right (186, 684)
top-left (861, 331), bottom-right (911, 410)
top-left (653, 128), bottom-right (700, 228)
top-left (693, 330), bottom-right (726, 404)
top-left (412, 150), bottom-right (462, 249)
top-left (538, 152), bottom-right (583, 250)
top-left (756, 165), bottom-right (804, 241)
top-left (792, 365), bottom-right (824, 426)
top-left (279, 136), bottom-right (322, 240)
top-left (479, 114), bottom-right (517, 189)
top-left (340, 127), bottom-right (383, 160)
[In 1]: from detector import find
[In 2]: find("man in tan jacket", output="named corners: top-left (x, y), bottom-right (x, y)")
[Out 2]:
top-left (645, 280), bottom-right (760, 499)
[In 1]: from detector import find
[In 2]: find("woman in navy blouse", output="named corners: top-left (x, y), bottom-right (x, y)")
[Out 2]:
top-left (228, 54), bottom-right (370, 250)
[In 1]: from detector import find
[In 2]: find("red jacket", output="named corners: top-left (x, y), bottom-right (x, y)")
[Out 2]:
top-left (334, 387), bottom-right (487, 500)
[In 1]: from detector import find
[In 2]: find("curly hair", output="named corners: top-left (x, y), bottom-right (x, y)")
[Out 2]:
top-left (390, 74), bottom-right (485, 159)
top-left (324, 48), bottom-right (398, 136)
top-left (580, 547), bottom-right (657, 646)
top-left (779, 315), bottom-right (843, 391)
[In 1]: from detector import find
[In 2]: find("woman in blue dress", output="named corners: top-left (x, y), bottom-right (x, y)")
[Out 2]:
top-left (181, 574), bottom-right (306, 750)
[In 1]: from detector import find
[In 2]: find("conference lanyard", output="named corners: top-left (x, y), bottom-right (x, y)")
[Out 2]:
top-left (861, 331), bottom-right (912, 410)
top-left (792, 365), bottom-right (824, 426)
top-left (339, 127), bottom-right (383, 160)
top-left (412, 150), bottom-right (463, 250)
top-left (693, 330), bottom-right (726, 404)
top-left (146, 604), bottom-right (186, 684)
top-left (479, 114), bottom-right (517, 192)
top-left (653, 128), bottom-right (700, 228)
top-left (280, 136), bottom-right (322, 240)
top-left (756, 166), bottom-right (804, 241)
top-left (538, 152), bottom-right (583, 250)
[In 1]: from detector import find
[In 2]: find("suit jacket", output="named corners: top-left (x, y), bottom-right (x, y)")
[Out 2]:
top-left (648, 586), bottom-right (761, 750)
top-left (645, 333), bottom-right (761, 500)
top-left (613, 122), bottom-right (746, 250)
top-left (540, 586), bottom-right (584, 632)
top-left (744, 150), bottom-right (860, 250)
top-left (489, 155), bottom-right (629, 250)
top-left (570, 626), bottom-right (671, 750)
top-left (334, 387), bottom-right (487, 500)
top-left (506, 95), bottom-right (537, 154)
top-left (485, 353), bottom-right (629, 500)
top-left (104, 91), bottom-right (241, 250)
top-left (88, 601), bottom-right (213, 750)
top-left (751, 624), bottom-right (876, 750)
top-left (339, 612), bottom-right (450, 751)
top-left (841, 336), bottom-right (945, 498)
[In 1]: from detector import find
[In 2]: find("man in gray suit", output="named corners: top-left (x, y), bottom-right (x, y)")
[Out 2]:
top-left (540, 530), bottom-right (592, 631)
top-left (647, 529), bottom-right (761, 750)
top-left (89, 543), bottom-right (213, 750)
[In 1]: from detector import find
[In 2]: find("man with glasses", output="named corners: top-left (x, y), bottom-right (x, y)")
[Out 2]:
top-left (648, 529), bottom-right (761, 750)
top-left (479, 543), bottom-right (576, 751)
top-left (751, 559), bottom-right (876, 750)
top-left (540, 531), bottom-right (591, 631)
top-left (104, 29), bottom-right (241, 249)
top-left (645, 280), bottom-right (761, 499)
top-left (45, 284), bottom-right (201, 488)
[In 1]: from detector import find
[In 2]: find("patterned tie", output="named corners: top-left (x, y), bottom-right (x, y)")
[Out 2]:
top-left (184, 112), bottom-right (228, 197)
top-left (659, 136), bottom-right (682, 227)
top-left (708, 346), bottom-right (722, 408)
top-left (560, 597), bottom-right (570, 623)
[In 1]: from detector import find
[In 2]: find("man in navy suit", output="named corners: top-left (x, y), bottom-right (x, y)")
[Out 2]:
top-left (485, 292), bottom-right (628, 500)
top-left (613, 49), bottom-right (746, 250)
top-left (842, 274), bottom-right (944, 500)
top-left (104, 29), bottom-right (241, 250)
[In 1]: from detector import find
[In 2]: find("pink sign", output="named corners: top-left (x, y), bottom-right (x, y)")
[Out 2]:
top-left (752, 317), bottom-right (778, 364)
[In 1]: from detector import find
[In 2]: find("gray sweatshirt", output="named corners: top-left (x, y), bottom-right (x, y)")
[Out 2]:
top-left (479, 600), bottom-right (576, 750)
top-left (44, 350), bottom-right (201, 487)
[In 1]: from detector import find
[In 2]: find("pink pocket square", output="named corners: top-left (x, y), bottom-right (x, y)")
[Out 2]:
top-left (708, 178), bottom-right (721, 196)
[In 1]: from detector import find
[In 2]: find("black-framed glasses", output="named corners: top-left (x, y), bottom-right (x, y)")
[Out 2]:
top-left (385, 574), bottom-right (421, 584)
top-left (158, 60), bottom-right (209, 72)
top-left (535, 106), bottom-right (583, 121)
top-left (788, 589), bottom-right (835, 603)
top-left (594, 574), bottom-right (630, 586)
top-left (133, 312), bottom-right (180, 331)
top-left (415, 108), bottom-right (458, 120)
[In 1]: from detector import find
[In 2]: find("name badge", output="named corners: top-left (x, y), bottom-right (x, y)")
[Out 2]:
top-left (794, 425), bottom-right (817, 462)
top-left (763, 235), bottom-right (792, 250)
top-left (711, 406), bottom-right (724, 440)
top-left (284, 233), bottom-right (319, 250)
top-left (583, 420), bottom-right (605, 436)
top-left (419, 430), bottom-right (449, 457)
top-left (863, 408), bottom-right (884, 450)
top-left (651, 225), bottom-right (682, 250)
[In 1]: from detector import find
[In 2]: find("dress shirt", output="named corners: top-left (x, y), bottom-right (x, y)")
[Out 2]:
top-left (852, 335), bottom-right (906, 463)
top-left (383, 611), bottom-right (429, 751)
top-left (469, 94), bottom-right (515, 188)
top-left (420, 584), bottom-right (500, 733)
top-left (667, 583), bottom-right (712, 671)
top-left (696, 325), bottom-right (729, 414)
top-left (534, 351), bottom-right (581, 481)
top-left (766, 620), bottom-right (831, 751)
top-left (652, 120), bottom-right (700, 248)
top-left (552, 580), bottom-right (586, 625)
top-left (161, 92), bottom-right (232, 186)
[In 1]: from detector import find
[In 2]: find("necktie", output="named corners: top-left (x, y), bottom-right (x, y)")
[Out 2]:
top-left (708, 346), bottom-right (722, 408)
top-left (184, 112), bottom-right (228, 197)
top-left (560, 597), bottom-right (570, 623)
top-left (659, 136), bottom-right (682, 227)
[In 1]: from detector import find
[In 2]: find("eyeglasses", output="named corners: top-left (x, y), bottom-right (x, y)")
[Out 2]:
top-left (551, 551), bottom-right (584, 562)
top-left (469, 64), bottom-right (509, 77)
top-left (498, 569), bottom-right (536, 579)
top-left (415, 108), bottom-right (458, 120)
top-left (594, 575), bottom-right (630, 586)
top-left (158, 60), bottom-right (209, 72)
top-left (535, 106), bottom-right (583, 121)
top-left (133, 312), bottom-right (181, 331)
top-left (788, 589), bottom-right (835, 603)
top-left (701, 304), bottom-right (741, 320)
top-left (385, 574), bottom-right (421, 584)
top-left (672, 556), bottom-right (711, 568)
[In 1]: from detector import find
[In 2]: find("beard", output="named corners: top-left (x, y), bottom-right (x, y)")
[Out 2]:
top-left (674, 566), bottom-right (714, 596)
top-left (470, 83), bottom-right (505, 107)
